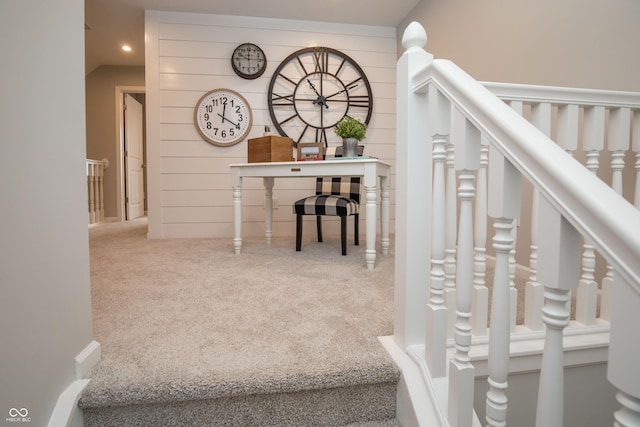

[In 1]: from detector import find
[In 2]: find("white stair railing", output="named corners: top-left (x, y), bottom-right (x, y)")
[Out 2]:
top-left (86, 158), bottom-right (108, 224)
top-left (483, 82), bottom-right (640, 327)
top-left (394, 22), bottom-right (640, 427)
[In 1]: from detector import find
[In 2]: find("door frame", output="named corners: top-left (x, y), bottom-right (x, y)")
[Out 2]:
top-left (115, 85), bottom-right (145, 221)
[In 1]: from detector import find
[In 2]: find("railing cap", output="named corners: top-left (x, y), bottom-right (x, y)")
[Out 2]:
top-left (402, 21), bottom-right (428, 52)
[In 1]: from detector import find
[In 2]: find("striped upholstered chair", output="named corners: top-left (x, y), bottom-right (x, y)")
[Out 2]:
top-left (293, 177), bottom-right (361, 256)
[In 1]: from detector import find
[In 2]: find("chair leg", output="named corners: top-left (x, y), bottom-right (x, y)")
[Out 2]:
top-left (341, 216), bottom-right (347, 256)
top-left (316, 216), bottom-right (323, 242)
top-left (354, 213), bottom-right (359, 246)
top-left (296, 214), bottom-right (303, 251)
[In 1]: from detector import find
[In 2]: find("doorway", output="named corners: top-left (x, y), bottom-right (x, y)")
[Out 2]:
top-left (115, 86), bottom-right (146, 220)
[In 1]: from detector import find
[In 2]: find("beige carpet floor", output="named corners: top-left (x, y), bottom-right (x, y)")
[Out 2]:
top-left (80, 218), bottom-right (399, 410)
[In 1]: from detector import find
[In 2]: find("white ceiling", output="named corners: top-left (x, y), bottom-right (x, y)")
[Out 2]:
top-left (84, 0), bottom-right (419, 72)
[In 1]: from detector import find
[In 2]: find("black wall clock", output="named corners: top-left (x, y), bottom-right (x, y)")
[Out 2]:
top-left (267, 46), bottom-right (373, 146)
top-left (231, 43), bottom-right (267, 80)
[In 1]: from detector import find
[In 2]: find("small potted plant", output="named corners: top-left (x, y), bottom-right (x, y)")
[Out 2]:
top-left (334, 115), bottom-right (367, 158)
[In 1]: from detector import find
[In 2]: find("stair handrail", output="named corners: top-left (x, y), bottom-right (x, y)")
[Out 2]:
top-left (484, 81), bottom-right (640, 109)
top-left (394, 21), bottom-right (640, 426)
top-left (419, 61), bottom-right (640, 291)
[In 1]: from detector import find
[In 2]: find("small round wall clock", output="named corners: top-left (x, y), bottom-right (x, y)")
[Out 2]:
top-left (267, 46), bottom-right (373, 146)
top-left (231, 43), bottom-right (267, 80)
top-left (194, 89), bottom-right (253, 147)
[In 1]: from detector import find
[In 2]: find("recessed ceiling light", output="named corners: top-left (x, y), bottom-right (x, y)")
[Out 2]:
top-left (122, 45), bottom-right (132, 52)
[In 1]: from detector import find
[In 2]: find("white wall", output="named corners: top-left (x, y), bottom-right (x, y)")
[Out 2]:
top-left (145, 11), bottom-right (397, 239)
top-left (398, 0), bottom-right (640, 92)
top-left (0, 0), bottom-right (94, 425)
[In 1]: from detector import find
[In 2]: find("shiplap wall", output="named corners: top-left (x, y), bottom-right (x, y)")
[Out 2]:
top-left (145, 11), bottom-right (397, 240)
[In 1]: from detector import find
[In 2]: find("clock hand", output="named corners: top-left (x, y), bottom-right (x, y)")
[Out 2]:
top-left (307, 79), bottom-right (329, 109)
top-left (307, 79), bottom-right (321, 97)
top-left (217, 113), bottom-right (240, 129)
top-left (325, 83), bottom-right (359, 100)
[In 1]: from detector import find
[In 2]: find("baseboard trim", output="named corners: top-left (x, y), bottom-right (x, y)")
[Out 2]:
top-left (47, 341), bottom-right (101, 427)
top-left (48, 379), bottom-right (90, 427)
top-left (379, 336), bottom-right (444, 427)
top-left (75, 340), bottom-right (101, 379)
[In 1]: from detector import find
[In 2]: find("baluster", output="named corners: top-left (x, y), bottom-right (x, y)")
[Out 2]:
top-left (89, 163), bottom-right (96, 224)
top-left (93, 165), bottom-right (101, 222)
top-left (558, 103), bottom-right (594, 324)
top-left (471, 140), bottom-right (489, 336)
top-left (506, 101), bottom-right (524, 331)
top-left (485, 145), bottom-right (522, 427)
top-left (583, 106), bottom-right (608, 319)
top-left (445, 117), bottom-right (458, 337)
top-left (558, 106), bottom-right (581, 319)
top-left (94, 164), bottom-right (101, 222)
top-left (427, 133), bottom-right (449, 377)
top-left (633, 110), bottom-right (640, 209)
top-left (568, 104), bottom-right (602, 324)
top-left (601, 107), bottom-right (630, 321)
top-left (95, 163), bottom-right (101, 224)
top-left (608, 107), bottom-right (631, 175)
top-left (523, 102), bottom-right (551, 330)
top-left (426, 87), bottom-right (451, 377)
top-left (614, 392), bottom-right (640, 427)
top-left (576, 148), bottom-right (600, 324)
top-left (608, 272), bottom-right (640, 427)
top-left (86, 163), bottom-right (92, 223)
top-left (448, 114), bottom-right (480, 427)
top-left (508, 220), bottom-right (518, 332)
top-left (631, 110), bottom-right (640, 209)
top-left (97, 164), bottom-right (105, 221)
top-left (610, 150), bottom-right (627, 190)
top-left (535, 196), bottom-right (582, 427)
top-left (557, 104), bottom-right (579, 153)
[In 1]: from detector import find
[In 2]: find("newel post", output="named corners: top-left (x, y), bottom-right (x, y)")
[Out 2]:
top-left (394, 22), bottom-right (433, 349)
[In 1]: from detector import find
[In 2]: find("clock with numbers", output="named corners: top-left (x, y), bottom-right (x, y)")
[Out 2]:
top-left (267, 46), bottom-right (373, 147)
top-left (231, 43), bottom-right (267, 80)
top-left (194, 89), bottom-right (253, 147)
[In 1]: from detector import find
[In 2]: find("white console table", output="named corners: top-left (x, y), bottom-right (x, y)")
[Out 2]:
top-left (229, 158), bottom-right (391, 270)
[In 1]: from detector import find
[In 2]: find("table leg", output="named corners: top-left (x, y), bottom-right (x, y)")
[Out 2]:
top-left (365, 185), bottom-right (377, 270)
top-left (233, 181), bottom-right (242, 254)
top-left (380, 175), bottom-right (391, 255)
top-left (264, 177), bottom-right (274, 244)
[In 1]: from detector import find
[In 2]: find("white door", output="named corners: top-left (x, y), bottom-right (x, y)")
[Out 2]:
top-left (124, 94), bottom-right (145, 219)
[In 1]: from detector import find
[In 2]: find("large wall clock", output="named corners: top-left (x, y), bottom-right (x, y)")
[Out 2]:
top-left (194, 88), bottom-right (253, 147)
top-left (267, 46), bottom-right (373, 146)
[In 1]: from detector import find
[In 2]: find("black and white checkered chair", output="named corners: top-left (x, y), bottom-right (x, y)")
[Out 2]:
top-left (293, 177), bottom-right (361, 256)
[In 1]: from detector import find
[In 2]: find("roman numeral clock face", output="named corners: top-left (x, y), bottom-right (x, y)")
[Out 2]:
top-left (267, 47), bottom-right (373, 146)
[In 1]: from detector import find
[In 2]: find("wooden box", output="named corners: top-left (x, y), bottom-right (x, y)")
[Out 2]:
top-left (247, 136), bottom-right (294, 163)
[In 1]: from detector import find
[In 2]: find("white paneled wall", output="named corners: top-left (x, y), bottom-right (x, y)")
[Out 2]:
top-left (145, 11), bottom-right (397, 239)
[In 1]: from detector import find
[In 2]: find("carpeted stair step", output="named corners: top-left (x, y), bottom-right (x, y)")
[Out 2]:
top-left (80, 379), bottom-right (399, 426)
top-left (79, 363), bottom-right (400, 426)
